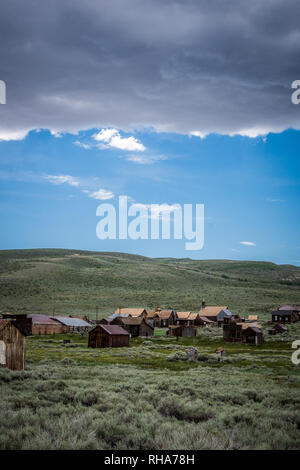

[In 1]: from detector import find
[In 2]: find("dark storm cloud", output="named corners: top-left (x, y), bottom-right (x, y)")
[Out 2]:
top-left (0, 0), bottom-right (300, 139)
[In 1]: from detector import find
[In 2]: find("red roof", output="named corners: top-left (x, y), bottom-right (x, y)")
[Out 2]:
top-left (99, 324), bottom-right (129, 336)
top-left (28, 314), bottom-right (60, 325)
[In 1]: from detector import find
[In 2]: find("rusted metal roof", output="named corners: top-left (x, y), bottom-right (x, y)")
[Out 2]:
top-left (52, 317), bottom-right (91, 327)
top-left (99, 324), bottom-right (129, 335)
top-left (28, 314), bottom-right (60, 325)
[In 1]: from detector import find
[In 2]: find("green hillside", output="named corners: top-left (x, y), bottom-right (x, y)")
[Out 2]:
top-left (0, 249), bottom-right (299, 319)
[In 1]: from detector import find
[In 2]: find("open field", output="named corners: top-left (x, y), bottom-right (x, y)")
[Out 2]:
top-left (0, 249), bottom-right (300, 319)
top-left (0, 328), bottom-right (300, 450)
top-left (0, 249), bottom-right (300, 450)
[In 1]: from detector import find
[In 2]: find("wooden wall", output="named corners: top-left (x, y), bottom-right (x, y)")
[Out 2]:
top-left (0, 323), bottom-right (25, 370)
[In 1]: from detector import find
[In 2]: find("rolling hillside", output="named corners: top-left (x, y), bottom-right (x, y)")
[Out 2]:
top-left (0, 249), bottom-right (299, 319)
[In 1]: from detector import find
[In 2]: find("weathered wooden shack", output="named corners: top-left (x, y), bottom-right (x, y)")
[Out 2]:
top-left (147, 308), bottom-right (177, 327)
top-left (111, 316), bottom-right (154, 337)
top-left (1, 313), bottom-right (32, 336)
top-left (114, 308), bottom-right (147, 318)
top-left (271, 305), bottom-right (300, 323)
top-left (223, 321), bottom-right (264, 345)
top-left (269, 324), bottom-right (288, 335)
top-left (88, 324), bottom-right (129, 348)
top-left (28, 314), bottom-right (67, 335)
top-left (176, 312), bottom-right (192, 326)
top-left (168, 325), bottom-right (197, 337)
top-left (0, 319), bottom-right (25, 370)
top-left (198, 303), bottom-right (231, 326)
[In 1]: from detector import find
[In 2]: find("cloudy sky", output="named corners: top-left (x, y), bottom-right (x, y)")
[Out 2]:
top-left (0, 0), bottom-right (300, 263)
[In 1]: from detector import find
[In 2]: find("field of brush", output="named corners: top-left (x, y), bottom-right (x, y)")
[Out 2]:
top-left (0, 326), bottom-right (300, 450)
top-left (0, 249), bottom-right (300, 319)
top-left (0, 249), bottom-right (300, 450)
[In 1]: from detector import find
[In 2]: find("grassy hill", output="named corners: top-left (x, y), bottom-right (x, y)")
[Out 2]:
top-left (0, 249), bottom-right (299, 319)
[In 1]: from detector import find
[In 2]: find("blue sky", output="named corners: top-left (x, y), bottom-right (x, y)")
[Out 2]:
top-left (0, 127), bottom-right (299, 265)
top-left (1, 1), bottom-right (300, 264)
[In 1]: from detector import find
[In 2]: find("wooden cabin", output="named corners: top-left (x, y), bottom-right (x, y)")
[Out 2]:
top-left (51, 316), bottom-right (91, 333)
top-left (199, 302), bottom-right (231, 326)
top-left (147, 308), bottom-right (177, 327)
top-left (111, 316), bottom-right (154, 337)
top-left (223, 320), bottom-right (264, 345)
top-left (28, 314), bottom-right (67, 335)
top-left (271, 305), bottom-right (300, 323)
top-left (88, 324), bottom-right (129, 348)
top-left (269, 324), bottom-right (288, 335)
top-left (0, 320), bottom-right (25, 370)
top-left (168, 325), bottom-right (197, 337)
top-left (176, 312), bottom-right (192, 326)
top-left (114, 308), bottom-right (147, 318)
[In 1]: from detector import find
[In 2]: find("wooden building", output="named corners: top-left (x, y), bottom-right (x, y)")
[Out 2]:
top-left (168, 325), bottom-right (197, 337)
top-left (269, 324), bottom-right (288, 335)
top-left (110, 316), bottom-right (154, 337)
top-left (51, 316), bottom-right (91, 332)
top-left (28, 314), bottom-right (68, 335)
top-left (199, 302), bottom-right (232, 326)
top-left (1, 313), bottom-right (32, 336)
top-left (223, 320), bottom-right (264, 345)
top-left (114, 308), bottom-right (147, 318)
top-left (88, 324), bottom-right (129, 348)
top-left (176, 312), bottom-right (192, 326)
top-left (0, 319), bottom-right (25, 370)
top-left (271, 305), bottom-right (300, 323)
top-left (147, 308), bottom-right (177, 327)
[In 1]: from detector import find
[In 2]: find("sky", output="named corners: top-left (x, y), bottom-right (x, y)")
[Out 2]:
top-left (0, 0), bottom-right (300, 264)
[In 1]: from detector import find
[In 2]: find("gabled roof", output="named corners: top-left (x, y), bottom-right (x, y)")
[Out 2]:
top-left (188, 313), bottom-right (200, 321)
top-left (278, 305), bottom-right (300, 311)
top-left (28, 314), bottom-right (60, 325)
top-left (199, 306), bottom-right (228, 317)
top-left (52, 317), bottom-right (91, 327)
top-left (114, 308), bottom-right (146, 317)
top-left (199, 316), bottom-right (215, 323)
top-left (121, 317), bottom-right (154, 328)
top-left (157, 310), bottom-right (175, 319)
top-left (97, 324), bottom-right (129, 336)
top-left (176, 311), bottom-right (191, 320)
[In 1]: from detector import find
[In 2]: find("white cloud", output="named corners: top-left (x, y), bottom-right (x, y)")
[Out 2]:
top-left (240, 241), bottom-right (256, 246)
top-left (44, 174), bottom-right (79, 187)
top-left (125, 154), bottom-right (167, 165)
top-left (266, 198), bottom-right (285, 203)
top-left (94, 128), bottom-right (119, 143)
top-left (93, 128), bottom-right (145, 152)
top-left (88, 188), bottom-right (114, 200)
top-left (74, 140), bottom-right (91, 149)
top-left (0, 129), bottom-right (29, 141)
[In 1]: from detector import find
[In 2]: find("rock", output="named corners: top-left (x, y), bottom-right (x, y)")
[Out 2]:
top-left (186, 346), bottom-right (198, 360)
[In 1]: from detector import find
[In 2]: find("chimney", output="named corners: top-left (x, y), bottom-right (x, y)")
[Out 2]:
top-left (201, 299), bottom-right (206, 309)
top-left (96, 305), bottom-right (99, 322)
top-left (157, 306), bottom-right (161, 312)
